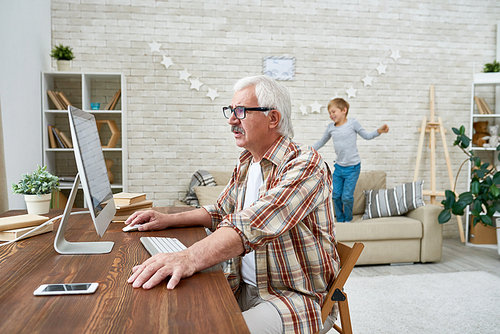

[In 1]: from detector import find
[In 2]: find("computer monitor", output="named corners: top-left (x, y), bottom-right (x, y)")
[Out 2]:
top-left (54, 106), bottom-right (116, 254)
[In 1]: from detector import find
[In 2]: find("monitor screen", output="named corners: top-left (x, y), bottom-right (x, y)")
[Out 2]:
top-left (68, 106), bottom-right (116, 238)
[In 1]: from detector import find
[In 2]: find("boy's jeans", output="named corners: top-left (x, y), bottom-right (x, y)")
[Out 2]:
top-left (332, 163), bottom-right (361, 222)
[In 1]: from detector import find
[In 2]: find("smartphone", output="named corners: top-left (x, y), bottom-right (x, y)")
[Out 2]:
top-left (33, 283), bottom-right (99, 296)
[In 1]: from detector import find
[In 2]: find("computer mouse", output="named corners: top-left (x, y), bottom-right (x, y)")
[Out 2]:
top-left (122, 224), bottom-right (141, 232)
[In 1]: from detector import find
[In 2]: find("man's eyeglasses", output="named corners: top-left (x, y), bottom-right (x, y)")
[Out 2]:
top-left (222, 106), bottom-right (271, 120)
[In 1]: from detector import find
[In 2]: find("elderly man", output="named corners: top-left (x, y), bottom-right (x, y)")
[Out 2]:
top-left (126, 75), bottom-right (339, 334)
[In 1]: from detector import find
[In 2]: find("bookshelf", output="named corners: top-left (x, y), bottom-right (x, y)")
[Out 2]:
top-left (41, 72), bottom-right (128, 206)
top-left (466, 72), bottom-right (500, 249)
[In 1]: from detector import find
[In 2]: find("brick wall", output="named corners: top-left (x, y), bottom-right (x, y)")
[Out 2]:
top-left (51, 0), bottom-right (500, 238)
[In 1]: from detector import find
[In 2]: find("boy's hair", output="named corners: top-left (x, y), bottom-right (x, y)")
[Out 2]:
top-left (328, 98), bottom-right (350, 115)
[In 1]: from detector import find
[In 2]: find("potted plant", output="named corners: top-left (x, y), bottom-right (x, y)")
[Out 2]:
top-left (439, 126), bottom-right (500, 253)
top-left (50, 44), bottom-right (75, 71)
top-left (12, 165), bottom-right (59, 215)
top-left (483, 60), bottom-right (500, 73)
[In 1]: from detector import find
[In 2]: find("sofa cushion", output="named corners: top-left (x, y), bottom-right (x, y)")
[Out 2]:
top-left (352, 171), bottom-right (387, 215)
top-left (336, 216), bottom-right (423, 242)
top-left (194, 185), bottom-right (225, 206)
top-left (362, 180), bottom-right (425, 219)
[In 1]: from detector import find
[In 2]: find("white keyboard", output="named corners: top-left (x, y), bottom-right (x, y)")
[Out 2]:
top-left (140, 237), bottom-right (187, 256)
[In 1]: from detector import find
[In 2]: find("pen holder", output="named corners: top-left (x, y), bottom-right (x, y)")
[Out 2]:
top-left (91, 103), bottom-right (100, 110)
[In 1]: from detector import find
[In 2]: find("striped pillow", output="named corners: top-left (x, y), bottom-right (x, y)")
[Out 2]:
top-left (362, 180), bottom-right (425, 219)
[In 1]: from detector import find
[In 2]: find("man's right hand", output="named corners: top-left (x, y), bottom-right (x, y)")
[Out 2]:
top-left (124, 210), bottom-right (168, 231)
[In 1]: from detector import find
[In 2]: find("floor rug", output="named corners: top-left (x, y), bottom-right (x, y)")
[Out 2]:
top-left (330, 271), bottom-right (500, 334)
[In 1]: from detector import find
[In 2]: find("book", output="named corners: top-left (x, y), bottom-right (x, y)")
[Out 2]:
top-left (47, 90), bottom-right (64, 110)
top-left (113, 192), bottom-right (147, 206)
top-left (52, 127), bottom-right (66, 148)
top-left (110, 89), bottom-right (121, 110)
top-left (105, 91), bottom-right (119, 110)
top-left (0, 214), bottom-right (49, 232)
top-left (55, 128), bottom-right (73, 148)
top-left (48, 125), bottom-right (57, 148)
top-left (480, 97), bottom-right (493, 114)
top-left (0, 222), bottom-right (53, 241)
top-left (58, 91), bottom-right (72, 109)
top-left (474, 96), bottom-right (485, 114)
top-left (115, 200), bottom-right (153, 214)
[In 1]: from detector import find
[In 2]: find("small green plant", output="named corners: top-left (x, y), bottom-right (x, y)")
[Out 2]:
top-left (483, 60), bottom-right (500, 73)
top-left (12, 165), bottom-right (59, 196)
top-left (50, 44), bottom-right (75, 61)
top-left (439, 126), bottom-right (500, 227)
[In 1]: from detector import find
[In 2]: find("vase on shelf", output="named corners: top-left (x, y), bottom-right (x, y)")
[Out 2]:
top-left (56, 60), bottom-right (71, 72)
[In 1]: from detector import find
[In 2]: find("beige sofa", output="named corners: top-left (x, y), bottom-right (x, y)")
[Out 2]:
top-left (175, 170), bottom-right (443, 265)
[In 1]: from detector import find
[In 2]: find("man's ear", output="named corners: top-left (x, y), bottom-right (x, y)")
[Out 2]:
top-left (268, 110), bottom-right (281, 130)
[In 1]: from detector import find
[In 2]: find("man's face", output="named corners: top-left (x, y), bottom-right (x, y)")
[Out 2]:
top-left (228, 86), bottom-right (270, 155)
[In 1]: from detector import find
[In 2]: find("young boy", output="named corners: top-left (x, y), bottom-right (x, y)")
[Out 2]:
top-left (313, 98), bottom-right (389, 223)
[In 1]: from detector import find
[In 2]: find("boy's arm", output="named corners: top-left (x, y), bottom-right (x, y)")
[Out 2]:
top-left (312, 125), bottom-right (332, 150)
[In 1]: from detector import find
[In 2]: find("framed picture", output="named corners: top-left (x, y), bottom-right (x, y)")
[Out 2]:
top-left (263, 56), bottom-right (295, 81)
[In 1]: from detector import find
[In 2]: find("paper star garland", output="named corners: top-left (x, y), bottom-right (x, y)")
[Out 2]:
top-left (161, 56), bottom-right (174, 69)
top-left (390, 49), bottom-right (401, 62)
top-left (206, 88), bottom-right (219, 101)
top-left (179, 68), bottom-right (191, 82)
top-left (376, 63), bottom-right (387, 75)
top-left (149, 41), bottom-right (161, 53)
top-left (362, 75), bottom-right (373, 87)
top-left (189, 78), bottom-right (203, 91)
top-left (346, 86), bottom-right (357, 98)
top-left (310, 101), bottom-right (323, 114)
top-left (299, 105), bottom-right (308, 115)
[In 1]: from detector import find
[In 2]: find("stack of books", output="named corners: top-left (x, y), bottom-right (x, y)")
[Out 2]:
top-left (112, 192), bottom-right (152, 217)
top-left (47, 90), bottom-right (72, 110)
top-left (48, 125), bottom-right (73, 148)
top-left (0, 214), bottom-right (52, 241)
top-left (475, 96), bottom-right (493, 114)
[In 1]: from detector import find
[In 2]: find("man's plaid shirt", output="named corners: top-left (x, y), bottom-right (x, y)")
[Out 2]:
top-left (204, 136), bottom-right (340, 334)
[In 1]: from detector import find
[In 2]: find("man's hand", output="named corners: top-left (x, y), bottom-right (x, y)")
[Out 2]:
top-left (127, 250), bottom-right (197, 290)
top-left (124, 210), bottom-right (168, 231)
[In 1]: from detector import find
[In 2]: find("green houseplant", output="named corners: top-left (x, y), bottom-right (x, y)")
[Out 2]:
top-left (12, 165), bottom-right (59, 215)
top-left (439, 126), bottom-right (500, 228)
top-left (50, 44), bottom-right (75, 71)
top-left (483, 60), bottom-right (500, 73)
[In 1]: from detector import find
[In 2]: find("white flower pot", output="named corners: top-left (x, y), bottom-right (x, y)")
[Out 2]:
top-left (497, 228), bottom-right (500, 256)
top-left (57, 60), bottom-right (71, 72)
top-left (24, 194), bottom-right (51, 215)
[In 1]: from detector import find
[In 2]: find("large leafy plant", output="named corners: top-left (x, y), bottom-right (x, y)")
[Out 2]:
top-left (50, 44), bottom-right (75, 61)
top-left (439, 126), bottom-right (500, 227)
top-left (12, 165), bottom-right (59, 196)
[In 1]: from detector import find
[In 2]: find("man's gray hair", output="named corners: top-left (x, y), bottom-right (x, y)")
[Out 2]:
top-left (233, 75), bottom-right (294, 139)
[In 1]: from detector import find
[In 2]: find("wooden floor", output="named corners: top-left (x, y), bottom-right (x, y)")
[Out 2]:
top-left (351, 237), bottom-right (500, 278)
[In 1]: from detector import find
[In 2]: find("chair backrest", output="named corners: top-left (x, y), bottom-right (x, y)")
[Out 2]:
top-left (320, 242), bottom-right (364, 323)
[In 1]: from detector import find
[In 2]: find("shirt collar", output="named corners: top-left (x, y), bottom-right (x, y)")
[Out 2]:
top-left (238, 136), bottom-right (290, 167)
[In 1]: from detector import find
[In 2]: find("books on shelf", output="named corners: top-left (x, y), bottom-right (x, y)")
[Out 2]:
top-left (0, 222), bottom-right (53, 241)
top-left (0, 214), bottom-right (50, 233)
top-left (113, 192), bottom-right (147, 206)
top-left (474, 96), bottom-right (493, 114)
top-left (105, 89), bottom-right (121, 110)
top-left (47, 90), bottom-right (72, 110)
top-left (48, 125), bottom-right (72, 148)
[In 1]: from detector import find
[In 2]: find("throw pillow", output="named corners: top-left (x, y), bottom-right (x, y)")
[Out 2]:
top-left (194, 185), bottom-right (226, 207)
top-left (362, 180), bottom-right (425, 219)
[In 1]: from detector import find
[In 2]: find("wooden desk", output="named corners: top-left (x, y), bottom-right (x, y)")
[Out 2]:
top-left (0, 208), bottom-right (249, 334)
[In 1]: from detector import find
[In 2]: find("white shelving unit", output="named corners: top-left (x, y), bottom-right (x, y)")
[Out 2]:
top-left (465, 72), bottom-right (500, 249)
top-left (41, 72), bottom-right (127, 206)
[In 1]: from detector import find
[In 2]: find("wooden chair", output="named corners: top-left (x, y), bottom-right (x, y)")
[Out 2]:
top-left (317, 242), bottom-right (364, 334)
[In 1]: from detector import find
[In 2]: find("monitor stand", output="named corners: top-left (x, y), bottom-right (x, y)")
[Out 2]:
top-left (54, 174), bottom-right (114, 255)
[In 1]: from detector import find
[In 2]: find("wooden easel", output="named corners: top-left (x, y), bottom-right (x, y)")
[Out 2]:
top-left (413, 85), bottom-right (465, 242)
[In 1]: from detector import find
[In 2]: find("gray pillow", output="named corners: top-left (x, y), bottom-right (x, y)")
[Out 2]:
top-left (362, 180), bottom-right (425, 219)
